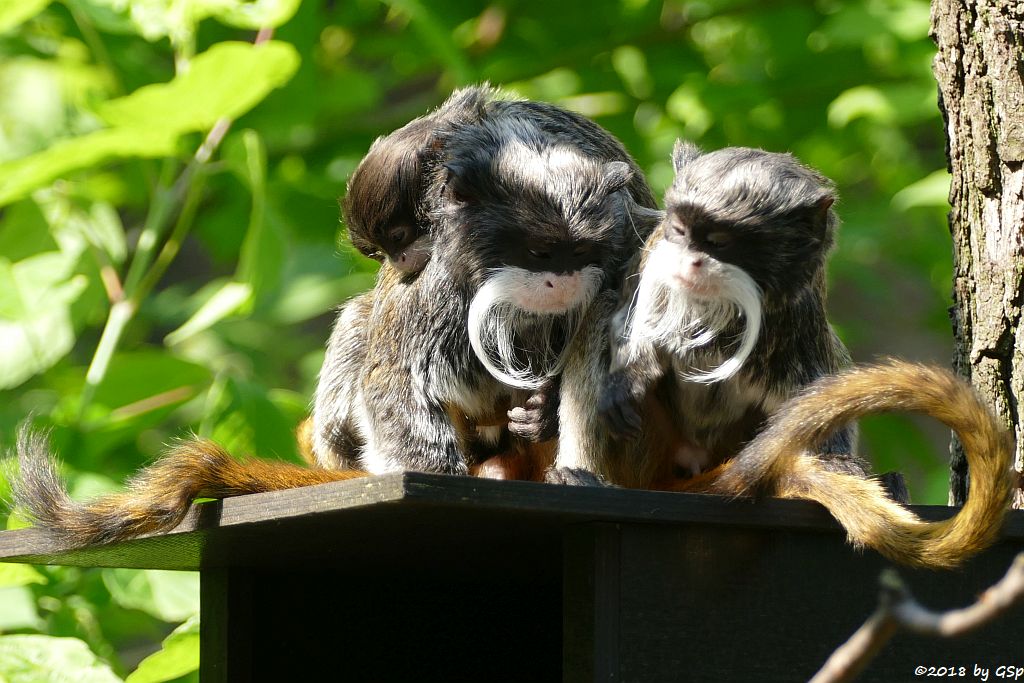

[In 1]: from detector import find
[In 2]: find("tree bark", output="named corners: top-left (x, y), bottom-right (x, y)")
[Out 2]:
top-left (931, 0), bottom-right (1024, 507)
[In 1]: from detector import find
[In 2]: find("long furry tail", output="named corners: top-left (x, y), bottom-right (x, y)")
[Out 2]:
top-left (9, 429), bottom-right (370, 547)
top-left (707, 360), bottom-right (1014, 569)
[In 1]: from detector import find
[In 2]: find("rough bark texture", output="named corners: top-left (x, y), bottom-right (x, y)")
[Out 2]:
top-left (932, 0), bottom-right (1024, 507)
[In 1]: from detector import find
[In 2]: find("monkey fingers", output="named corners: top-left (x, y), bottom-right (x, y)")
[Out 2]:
top-left (597, 381), bottom-right (644, 440)
top-left (507, 381), bottom-right (561, 442)
top-left (543, 466), bottom-right (611, 487)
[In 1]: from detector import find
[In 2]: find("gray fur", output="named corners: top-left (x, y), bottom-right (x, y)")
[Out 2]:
top-left (313, 99), bottom-right (658, 473)
top-left (555, 143), bottom-right (866, 486)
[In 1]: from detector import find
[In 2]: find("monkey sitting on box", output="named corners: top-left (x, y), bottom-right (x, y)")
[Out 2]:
top-left (546, 141), bottom-right (1013, 568)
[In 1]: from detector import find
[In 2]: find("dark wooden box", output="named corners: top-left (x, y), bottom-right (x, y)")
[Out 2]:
top-left (1, 474), bottom-right (1021, 682)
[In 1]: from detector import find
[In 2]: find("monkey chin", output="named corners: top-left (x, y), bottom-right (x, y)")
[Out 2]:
top-left (626, 241), bottom-right (763, 384)
top-left (468, 265), bottom-right (603, 390)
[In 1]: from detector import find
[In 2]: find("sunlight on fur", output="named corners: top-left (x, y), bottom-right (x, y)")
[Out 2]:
top-left (625, 241), bottom-right (762, 383)
top-left (469, 266), bottom-right (602, 389)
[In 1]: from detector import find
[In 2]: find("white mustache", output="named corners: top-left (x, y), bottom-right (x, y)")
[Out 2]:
top-left (624, 242), bottom-right (762, 383)
top-left (468, 266), bottom-right (602, 389)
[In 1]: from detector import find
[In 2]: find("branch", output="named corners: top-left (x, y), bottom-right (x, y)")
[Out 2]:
top-left (810, 553), bottom-right (1024, 683)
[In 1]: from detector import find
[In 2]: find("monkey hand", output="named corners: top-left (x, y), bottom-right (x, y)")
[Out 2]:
top-left (543, 466), bottom-right (611, 487)
top-left (508, 382), bottom-right (560, 442)
top-left (598, 373), bottom-right (644, 440)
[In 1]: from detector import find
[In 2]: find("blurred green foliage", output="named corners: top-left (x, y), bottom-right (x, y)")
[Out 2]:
top-left (0, 0), bottom-right (954, 677)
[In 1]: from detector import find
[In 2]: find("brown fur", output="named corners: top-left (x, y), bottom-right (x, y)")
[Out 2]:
top-left (662, 361), bottom-right (1014, 569)
top-left (296, 417), bottom-right (316, 466)
top-left (11, 431), bottom-right (367, 547)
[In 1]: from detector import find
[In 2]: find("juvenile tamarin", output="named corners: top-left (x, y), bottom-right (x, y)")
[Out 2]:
top-left (313, 95), bottom-right (659, 471)
top-left (550, 142), bottom-right (1014, 567)
top-left (342, 87), bottom-right (488, 273)
top-left (340, 83), bottom-right (656, 278)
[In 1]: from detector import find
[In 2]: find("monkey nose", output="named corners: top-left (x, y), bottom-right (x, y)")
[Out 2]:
top-left (690, 258), bottom-right (703, 268)
top-left (544, 279), bottom-right (555, 288)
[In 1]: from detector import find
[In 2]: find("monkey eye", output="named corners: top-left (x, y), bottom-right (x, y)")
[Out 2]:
top-left (528, 247), bottom-right (551, 259)
top-left (704, 231), bottom-right (733, 248)
top-left (386, 224), bottom-right (412, 246)
top-left (572, 243), bottom-right (592, 257)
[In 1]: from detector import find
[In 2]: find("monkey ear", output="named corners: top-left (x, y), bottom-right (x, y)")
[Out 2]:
top-left (599, 161), bottom-right (633, 196)
top-left (671, 139), bottom-right (701, 172)
top-left (809, 195), bottom-right (835, 235)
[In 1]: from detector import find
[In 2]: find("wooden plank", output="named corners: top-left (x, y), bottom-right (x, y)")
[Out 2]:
top-left (564, 522), bottom-right (1024, 682)
top-left (2, 473), bottom-right (1021, 570)
top-left (199, 567), bottom-right (252, 683)
top-left (563, 524), bottom-right (621, 683)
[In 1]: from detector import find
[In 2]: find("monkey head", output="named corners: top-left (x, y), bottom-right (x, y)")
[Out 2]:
top-left (342, 118), bottom-right (436, 274)
top-left (432, 118), bottom-right (639, 389)
top-left (341, 86), bottom-right (491, 274)
top-left (624, 141), bottom-right (838, 382)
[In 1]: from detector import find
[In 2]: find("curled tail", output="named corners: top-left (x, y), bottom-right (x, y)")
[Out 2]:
top-left (9, 429), bottom-right (369, 547)
top-left (709, 360), bottom-right (1014, 569)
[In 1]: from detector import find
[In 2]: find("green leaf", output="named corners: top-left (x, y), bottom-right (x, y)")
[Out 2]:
top-left (0, 0), bottom-right (52, 33)
top-left (213, 0), bottom-right (301, 29)
top-left (0, 200), bottom-right (59, 263)
top-left (0, 128), bottom-right (179, 207)
top-left (125, 616), bottom-right (200, 683)
top-left (666, 84), bottom-right (713, 138)
top-left (828, 85), bottom-right (895, 128)
top-left (0, 255), bottom-right (88, 390)
top-left (892, 170), bottom-right (951, 210)
top-left (87, 351), bottom-right (211, 414)
top-left (234, 130), bottom-right (283, 303)
top-left (164, 281), bottom-right (253, 345)
top-left (210, 378), bottom-right (299, 460)
top-left (98, 41), bottom-right (300, 133)
top-left (102, 569), bottom-right (200, 623)
top-left (0, 563), bottom-right (47, 587)
top-left (0, 586), bottom-right (42, 630)
top-left (0, 635), bottom-right (122, 683)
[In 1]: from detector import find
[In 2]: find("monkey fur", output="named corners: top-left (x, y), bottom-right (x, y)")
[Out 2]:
top-left (555, 142), bottom-right (862, 487)
top-left (342, 87), bottom-right (488, 273)
top-left (9, 360), bottom-right (1011, 567)
top-left (6, 137), bottom-right (1012, 569)
top-left (313, 98), bottom-right (659, 472)
top-left (342, 83), bottom-right (656, 276)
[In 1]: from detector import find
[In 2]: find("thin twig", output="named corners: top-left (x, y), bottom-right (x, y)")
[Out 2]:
top-left (810, 554), bottom-right (1024, 683)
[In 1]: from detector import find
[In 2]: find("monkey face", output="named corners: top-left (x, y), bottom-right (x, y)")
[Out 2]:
top-left (661, 144), bottom-right (836, 297)
top-left (432, 117), bottom-right (636, 388)
top-left (343, 119), bottom-right (436, 273)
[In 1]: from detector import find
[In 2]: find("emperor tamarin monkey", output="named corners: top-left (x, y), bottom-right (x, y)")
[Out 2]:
top-left (351, 114), bottom-right (656, 476)
top-left (556, 142), bottom-right (862, 486)
top-left (550, 142), bottom-right (1013, 567)
top-left (8, 114), bottom-right (660, 546)
top-left (313, 88), bottom-right (658, 469)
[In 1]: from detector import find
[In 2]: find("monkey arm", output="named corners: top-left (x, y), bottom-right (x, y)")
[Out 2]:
top-left (311, 294), bottom-right (373, 469)
top-left (598, 338), bottom-right (668, 440)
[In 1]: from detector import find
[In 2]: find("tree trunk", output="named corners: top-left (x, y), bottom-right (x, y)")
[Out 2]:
top-left (931, 0), bottom-right (1024, 507)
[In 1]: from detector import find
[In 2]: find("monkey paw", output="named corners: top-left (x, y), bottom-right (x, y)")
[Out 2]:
top-left (543, 467), bottom-right (611, 487)
top-left (507, 390), bottom-right (559, 442)
top-left (597, 382), bottom-right (643, 440)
